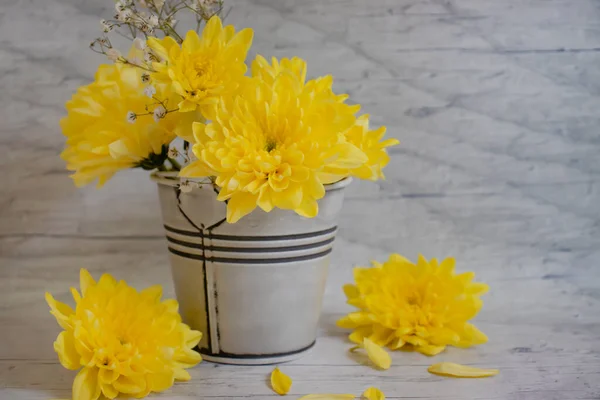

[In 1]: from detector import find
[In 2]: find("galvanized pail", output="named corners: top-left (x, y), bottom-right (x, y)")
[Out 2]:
top-left (152, 172), bottom-right (350, 365)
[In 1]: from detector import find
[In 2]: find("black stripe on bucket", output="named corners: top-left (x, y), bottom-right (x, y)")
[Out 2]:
top-left (196, 340), bottom-right (316, 361)
top-left (167, 247), bottom-right (333, 264)
top-left (164, 224), bottom-right (337, 241)
top-left (166, 235), bottom-right (336, 253)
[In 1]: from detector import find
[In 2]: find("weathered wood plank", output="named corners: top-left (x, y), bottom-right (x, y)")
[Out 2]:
top-left (2, 0), bottom-right (600, 398)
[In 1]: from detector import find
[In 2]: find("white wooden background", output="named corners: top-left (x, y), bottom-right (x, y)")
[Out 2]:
top-left (1, 0), bottom-right (600, 399)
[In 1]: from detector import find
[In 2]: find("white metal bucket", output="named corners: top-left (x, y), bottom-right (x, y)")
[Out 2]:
top-left (152, 172), bottom-right (350, 365)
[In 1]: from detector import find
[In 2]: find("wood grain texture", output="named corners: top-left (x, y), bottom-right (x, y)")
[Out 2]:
top-left (1, 0), bottom-right (600, 398)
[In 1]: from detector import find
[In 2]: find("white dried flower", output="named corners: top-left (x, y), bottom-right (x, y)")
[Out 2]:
top-left (141, 73), bottom-right (150, 83)
top-left (143, 51), bottom-right (156, 63)
top-left (138, 0), bottom-right (148, 8)
top-left (139, 22), bottom-right (151, 33)
top-left (143, 85), bottom-right (156, 98)
top-left (196, 0), bottom-right (219, 11)
top-left (153, 105), bottom-right (166, 122)
top-left (126, 111), bottom-right (137, 123)
top-left (154, 0), bottom-right (165, 10)
top-left (149, 14), bottom-right (159, 27)
top-left (133, 37), bottom-right (146, 50)
top-left (115, 1), bottom-right (127, 13)
top-left (106, 48), bottom-right (122, 62)
top-left (118, 9), bottom-right (133, 22)
top-left (100, 19), bottom-right (112, 33)
top-left (168, 148), bottom-right (180, 158)
top-left (179, 181), bottom-right (198, 193)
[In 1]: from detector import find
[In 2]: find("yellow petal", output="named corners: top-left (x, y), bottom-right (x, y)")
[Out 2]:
top-left (54, 331), bottom-right (80, 370)
top-left (148, 371), bottom-right (175, 392)
top-left (388, 253), bottom-right (412, 264)
top-left (388, 337), bottom-right (406, 350)
top-left (112, 375), bottom-right (147, 394)
top-left (226, 192), bottom-right (258, 223)
top-left (70, 287), bottom-right (81, 304)
top-left (179, 160), bottom-right (214, 178)
top-left (79, 269), bottom-right (96, 295)
top-left (97, 273), bottom-right (117, 290)
top-left (175, 347), bottom-right (203, 367)
top-left (182, 325), bottom-right (203, 348)
top-left (140, 285), bottom-right (163, 302)
top-left (362, 387), bottom-right (385, 400)
top-left (416, 344), bottom-right (446, 356)
top-left (342, 284), bottom-right (360, 300)
top-left (45, 292), bottom-right (74, 330)
top-left (363, 338), bottom-right (391, 370)
top-left (295, 198), bottom-right (318, 218)
top-left (270, 367), bottom-right (292, 395)
top-left (72, 367), bottom-right (100, 400)
top-left (174, 368), bottom-right (191, 382)
top-left (427, 362), bottom-right (499, 378)
top-left (299, 395), bottom-right (355, 400)
top-left (336, 316), bottom-right (356, 329)
top-left (337, 313), bottom-right (372, 330)
top-left (101, 382), bottom-right (119, 399)
top-left (179, 99), bottom-right (198, 113)
top-left (98, 368), bottom-right (119, 385)
top-left (348, 326), bottom-right (372, 344)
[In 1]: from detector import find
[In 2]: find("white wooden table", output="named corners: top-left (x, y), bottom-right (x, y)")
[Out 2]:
top-left (1, 0), bottom-right (599, 399)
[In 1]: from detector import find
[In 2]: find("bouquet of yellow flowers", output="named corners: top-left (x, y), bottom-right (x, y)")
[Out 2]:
top-left (61, 0), bottom-right (398, 223)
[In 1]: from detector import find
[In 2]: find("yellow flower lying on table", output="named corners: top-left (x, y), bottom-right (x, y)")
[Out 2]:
top-left (338, 254), bottom-right (489, 357)
top-left (45, 269), bottom-right (202, 400)
top-left (61, 62), bottom-right (198, 187)
top-left (181, 55), bottom-right (399, 222)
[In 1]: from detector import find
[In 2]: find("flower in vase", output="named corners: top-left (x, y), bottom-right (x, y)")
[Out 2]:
top-left (45, 269), bottom-right (202, 400)
top-left (324, 114), bottom-right (399, 181)
top-left (338, 254), bottom-right (489, 356)
top-left (60, 62), bottom-right (199, 187)
top-left (147, 16), bottom-right (253, 115)
top-left (181, 55), bottom-right (389, 223)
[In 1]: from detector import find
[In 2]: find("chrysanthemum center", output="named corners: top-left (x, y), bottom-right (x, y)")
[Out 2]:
top-left (265, 138), bottom-right (277, 152)
top-left (194, 59), bottom-right (210, 77)
top-left (406, 293), bottom-right (420, 306)
top-left (187, 57), bottom-right (217, 93)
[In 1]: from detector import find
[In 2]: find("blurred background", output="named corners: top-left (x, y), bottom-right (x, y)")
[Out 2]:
top-left (1, 0), bottom-right (599, 398)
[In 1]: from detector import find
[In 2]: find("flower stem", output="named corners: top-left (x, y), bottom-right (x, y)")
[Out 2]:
top-left (168, 157), bottom-right (182, 171)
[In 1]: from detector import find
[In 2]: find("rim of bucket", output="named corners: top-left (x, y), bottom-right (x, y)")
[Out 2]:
top-left (150, 171), bottom-right (352, 192)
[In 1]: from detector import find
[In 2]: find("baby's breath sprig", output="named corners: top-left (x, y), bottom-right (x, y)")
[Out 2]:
top-left (189, 0), bottom-right (226, 33)
top-left (125, 95), bottom-right (178, 125)
top-left (92, 0), bottom-right (226, 59)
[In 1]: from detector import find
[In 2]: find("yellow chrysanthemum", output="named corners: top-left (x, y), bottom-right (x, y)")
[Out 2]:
top-left (181, 55), bottom-right (397, 222)
top-left (147, 16), bottom-right (253, 114)
top-left (338, 254), bottom-right (489, 356)
top-left (332, 115), bottom-right (399, 181)
top-left (61, 63), bottom-right (197, 187)
top-left (45, 269), bottom-right (202, 400)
